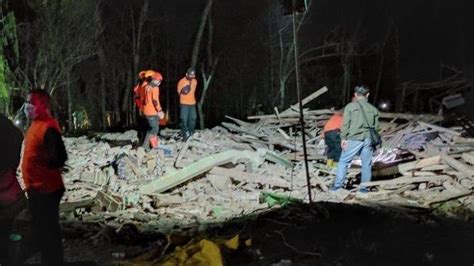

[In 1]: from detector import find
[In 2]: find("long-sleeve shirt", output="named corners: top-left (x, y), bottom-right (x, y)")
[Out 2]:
top-left (340, 98), bottom-right (379, 141)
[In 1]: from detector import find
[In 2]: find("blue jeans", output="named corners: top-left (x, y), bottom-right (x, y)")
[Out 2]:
top-left (180, 104), bottom-right (197, 139)
top-left (333, 138), bottom-right (373, 191)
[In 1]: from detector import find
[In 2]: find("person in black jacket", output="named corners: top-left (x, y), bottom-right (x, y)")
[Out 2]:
top-left (0, 113), bottom-right (27, 265)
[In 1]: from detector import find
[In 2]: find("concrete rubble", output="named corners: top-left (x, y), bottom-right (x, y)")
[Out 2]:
top-left (55, 89), bottom-right (474, 232)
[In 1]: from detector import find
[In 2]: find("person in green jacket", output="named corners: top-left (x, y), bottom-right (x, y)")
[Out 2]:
top-left (332, 86), bottom-right (379, 192)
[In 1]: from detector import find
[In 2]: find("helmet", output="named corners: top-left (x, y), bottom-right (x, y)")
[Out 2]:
top-left (354, 85), bottom-right (369, 95)
top-left (186, 67), bottom-right (196, 76)
top-left (138, 71), bottom-right (146, 79)
top-left (152, 72), bottom-right (163, 81)
top-left (144, 70), bottom-right (155, 78)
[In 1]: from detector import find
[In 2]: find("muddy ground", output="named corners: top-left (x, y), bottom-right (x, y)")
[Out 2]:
top-left (20, 202), bottom-right (474, 266)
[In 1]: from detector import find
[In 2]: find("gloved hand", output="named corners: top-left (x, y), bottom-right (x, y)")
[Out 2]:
top-left (158, 110), bottom-right (165, 119)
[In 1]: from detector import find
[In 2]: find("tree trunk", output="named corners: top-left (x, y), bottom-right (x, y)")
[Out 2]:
top-left (66, 72), bottom-right (73, 131)
top-left (198, 58), bottom-right (219, 129)
top-left (122, 0), bottom-right (149, 125)
top-left (190, 0), bottom-right (213, 68)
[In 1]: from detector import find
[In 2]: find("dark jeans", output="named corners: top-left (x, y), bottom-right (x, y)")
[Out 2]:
top-left (28, 189), bottom-right (64, 266)
top-left (137, 114), bottom-right (148, 144)
top-left (180, 104), bottom-right (197, 139)
top-left (324, 129), bottom-right (342, 162)
top-left (142, 115), bottom-right (160, 150)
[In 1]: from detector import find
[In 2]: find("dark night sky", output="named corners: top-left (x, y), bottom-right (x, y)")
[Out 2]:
top-left (298, 0), bottom-right (474, 81)
top-left (172, 0), bottom-right (474, 81)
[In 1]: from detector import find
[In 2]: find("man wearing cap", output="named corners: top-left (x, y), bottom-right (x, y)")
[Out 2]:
top-left (332, 86), bottom-right (379, 193)
top-left (177, 67), bottom-right (198, 141)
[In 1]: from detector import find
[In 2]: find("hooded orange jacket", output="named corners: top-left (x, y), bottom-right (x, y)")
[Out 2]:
top-left (142, 86), bottom-right (161, 116)
top-left (22, 117), bottom-right (64, 193)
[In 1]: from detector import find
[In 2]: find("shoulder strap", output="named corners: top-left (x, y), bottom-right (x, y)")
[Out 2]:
top-left (357, 101), bottom-right (372, 128)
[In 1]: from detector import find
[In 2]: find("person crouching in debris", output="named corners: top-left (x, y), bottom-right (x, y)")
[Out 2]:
top-left (22, 89), bottom-right (68, 265)
top-left (323, 109), bottom-right (344, 168)
top-left (141, 72), bottom-right (165, 151)
top-left (177, 67), bottom-right (198, 141)
top-left (332, 86), bottom-right (379, 193)
top-left (0, 114), bottom-right (27, 266)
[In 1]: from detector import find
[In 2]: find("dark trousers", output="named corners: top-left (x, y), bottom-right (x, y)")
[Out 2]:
top-left (28, 189), bottom-right (64, 266)
top-left (0, 195), bottom-right (26, 266)
top-left (180, 104), bottom-right (197, 139)
top-left (137, 114), bottom-right (148, 144)
top-left (142, 115), bottom-right (160, 151)
top-left (324, 129), bottom-right (342, 162)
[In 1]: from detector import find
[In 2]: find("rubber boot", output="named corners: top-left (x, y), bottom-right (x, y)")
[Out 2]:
top-left (326, 159), bottom-right (334, 168)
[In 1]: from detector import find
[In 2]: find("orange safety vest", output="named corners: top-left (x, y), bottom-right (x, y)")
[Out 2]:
top-left (22, 117), bottom-right (64, 193)
top-left (142, 86), bottom-right (161, 116)
top-left (323, 113), bottom-right (343, 133)
top-left (177, 77), bottom-right (197, 105)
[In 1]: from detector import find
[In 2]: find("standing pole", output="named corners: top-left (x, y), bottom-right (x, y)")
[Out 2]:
top-left (292, 6), bottom-right (313, 203)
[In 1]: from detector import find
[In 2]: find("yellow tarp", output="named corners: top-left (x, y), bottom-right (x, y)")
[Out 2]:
top-left (160, 234), bottom-right (246, 266)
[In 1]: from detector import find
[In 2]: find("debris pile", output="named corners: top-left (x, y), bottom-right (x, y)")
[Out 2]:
top-left (56, 88), bottom-right (474, 232)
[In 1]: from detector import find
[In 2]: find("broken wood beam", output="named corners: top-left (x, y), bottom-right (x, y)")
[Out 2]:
top-left (378, 112), bottom-right (443, 122)
top-left (361, 175), bottom-right (451, 187)
top-left (210, 166), bottom-right (290, 188)
top-left (397, 156), bottom-right (441, 173)
top-left (462, 152), bottom-right (474, 165)
top-left (441, 154), bottom-right (474, 177)
top-left (280, 86), bottom-right (328, 115)
top-left (453, 136), bottom-right (474, 144)
top-left (60, 198), bottom-right (95, 213)
top-left (247, 109), bottom-right (333, 120)
top-left (417, 121), bottom-right (461, 136)
top-left (140, 150), bottom-right (267, 194)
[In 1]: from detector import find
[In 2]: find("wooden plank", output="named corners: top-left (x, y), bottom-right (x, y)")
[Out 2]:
top-left (453, 136), bottom-right (474, 144)
top-left (397, 156), bottom-right (441, 173)
top-left (361, 175), bottom-right (451, 187)
top-left (140, 150), bottom-right (266, 194)
top-left (462, 152), bottom-right (474, 165)
top-left (441, 154), bottom-right (474, 177)
top-left (378, 112), bottom-right (443, 122)
top-left (247, 109), bottom-right (333, 120)
top-left (280, 87), bottom-right (328, 115)
top-left (60, 199), bottom-right (95, 213)
top-left (174, 138), bottom-right (192, 168)
top-left (417, 121), bottom-right (461, 136)
top-left (210, 166), bottom-right (290, 188)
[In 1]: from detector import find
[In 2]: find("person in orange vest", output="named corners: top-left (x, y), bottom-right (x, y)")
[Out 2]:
top-left (21, 89), bottom-right (67, 266)
top-left (323, 109), bottom-right (344, 168)
top-left (141, 72), bottom-right (165, 151)
top-left (177, 67), bottom-right (197, 141)
top-left (0, 114), bottom-right (27, 266)
top-left (133, 70), bottom-right (153, 142)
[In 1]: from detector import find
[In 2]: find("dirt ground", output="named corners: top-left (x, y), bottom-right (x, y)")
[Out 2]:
top-left (19, 202), bottom-right (474, 266)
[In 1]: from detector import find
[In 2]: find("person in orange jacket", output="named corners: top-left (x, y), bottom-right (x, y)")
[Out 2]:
top-left (0, 114), bottom-right (27, 266)
top-left (177, 67), bottom-right (198, 141)
top-left (141, 72), bottom-right (165, 151)
top-left (22, 89), bottom-right (67, 266)
top-left (323, 109), bottom-right (344, 168)
top-left (134, 70), bottom-right (153, 142)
